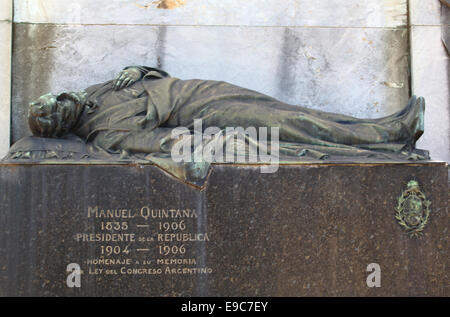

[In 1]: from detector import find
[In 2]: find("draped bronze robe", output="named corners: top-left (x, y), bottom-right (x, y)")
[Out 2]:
top-left (73, 66), bottom-right (424, 161)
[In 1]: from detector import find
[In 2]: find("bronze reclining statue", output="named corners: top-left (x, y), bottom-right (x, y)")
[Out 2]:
top-left (4, 66), bottom-right (429, 184)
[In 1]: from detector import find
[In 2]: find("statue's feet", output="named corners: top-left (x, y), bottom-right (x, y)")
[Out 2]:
top-left (404, 96), bottom-right (425, 145)
top-left (379, 95), bottom-right (416, 124)
top-left (386, 96), bottom-right (424, 146)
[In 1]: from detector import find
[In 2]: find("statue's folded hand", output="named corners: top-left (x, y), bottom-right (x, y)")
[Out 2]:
top-left (137, 105), bottom-right (158, 130)
top-left (113, 67), bottom-right (142, 91)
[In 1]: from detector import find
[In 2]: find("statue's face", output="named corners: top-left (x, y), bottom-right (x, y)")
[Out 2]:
top-left (29, 94), bottom-right (58, 119)
top-left (28, 93), bottom-right (78, 138)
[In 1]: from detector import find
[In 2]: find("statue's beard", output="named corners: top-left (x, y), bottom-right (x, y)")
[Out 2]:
top-left (29, 92), bottom-right (85, 138)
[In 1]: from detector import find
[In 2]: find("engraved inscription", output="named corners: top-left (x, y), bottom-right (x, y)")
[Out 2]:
top-left (74, 205), bottom-right (212, 276)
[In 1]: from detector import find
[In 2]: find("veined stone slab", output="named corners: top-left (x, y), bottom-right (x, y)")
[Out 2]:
top-left (0, 162), bottom-right (447, 296)
top-left (410, 0), bottom-right (442, 26)
top-left (13, 0), bottom-right (408, 28)
top-left (412, 26), bottom-right (450, 162)
top-left (11, 24), bottom-right (410, 142)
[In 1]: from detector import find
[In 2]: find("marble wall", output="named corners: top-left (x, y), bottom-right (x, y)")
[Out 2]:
top-left (410, 0), bottom-right (450, 162)
top-left (0, 0), bottom-right (11, 158)
top-left (6, 0), bottom-right (449, 161)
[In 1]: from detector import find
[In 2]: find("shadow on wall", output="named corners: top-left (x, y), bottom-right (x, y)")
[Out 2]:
top-left (440, 1), bottom-right (450, 54)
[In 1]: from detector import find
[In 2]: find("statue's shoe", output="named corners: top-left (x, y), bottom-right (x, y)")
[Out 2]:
top-left (378, 95), bottom-right (416, 124)
top-left (379, 95), bottom-right (424, 146)
top-left (404, 96), bottom-right (425, 145)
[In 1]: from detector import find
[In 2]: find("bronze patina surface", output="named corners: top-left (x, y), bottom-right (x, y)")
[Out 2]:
top-left (4, 66), bottom-right (430, 183)
top-left (395, 180), bottom-right (432, 237)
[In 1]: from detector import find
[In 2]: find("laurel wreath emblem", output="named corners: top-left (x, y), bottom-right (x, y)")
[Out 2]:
top-left (395, 180), bottom-right (431, 237)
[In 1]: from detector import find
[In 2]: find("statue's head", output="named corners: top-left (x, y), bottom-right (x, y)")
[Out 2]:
top-left (28, 92), bottom-right (82, 138)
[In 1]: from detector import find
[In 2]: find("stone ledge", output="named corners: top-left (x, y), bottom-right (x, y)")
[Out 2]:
top-left (0, 162), bottom-right (447, 296)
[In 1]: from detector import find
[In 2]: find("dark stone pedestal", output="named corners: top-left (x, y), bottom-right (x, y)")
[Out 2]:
top-left (0, 162), bottom-right (448, 296)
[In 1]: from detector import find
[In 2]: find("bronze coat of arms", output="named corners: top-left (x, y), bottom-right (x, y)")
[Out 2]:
top-left (395, 180), bottom-right (431, 237)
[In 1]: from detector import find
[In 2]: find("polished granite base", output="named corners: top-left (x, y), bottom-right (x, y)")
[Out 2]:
top-left (0, 162), bottom-right (447, 296)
